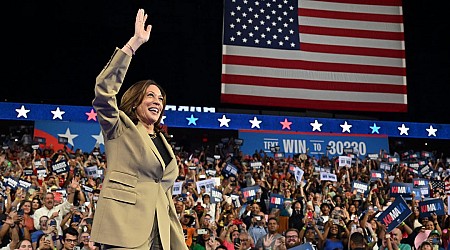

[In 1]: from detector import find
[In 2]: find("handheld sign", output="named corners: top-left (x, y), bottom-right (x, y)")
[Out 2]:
top-left (269, 193), bottom-right (284, 211)
top-left (389, 182), bottom-right (413, 198)
top-left (352, 180), bottom-right (369, 195)
top-left (418, 198), bottom-right (445, 218)
top-left (241, 185), bottom-right (260, 201)
top-left (377, 196), bottom-right (412, 233)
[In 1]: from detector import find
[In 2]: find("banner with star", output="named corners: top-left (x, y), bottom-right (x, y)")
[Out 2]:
top-left (34, 120), bottom-right (104, 153)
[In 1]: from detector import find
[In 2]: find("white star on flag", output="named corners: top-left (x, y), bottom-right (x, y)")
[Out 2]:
top-left (57, 128), bottom-right (79, 147)
top-left (426, 125), bottom-right (437, 137)
top-left (249, 117), bottom-right (262, 129)
top-left (398, 124), bottom-right (409, 136)
top-left (160, 115), bottom-right (166, 124)
top-left (51, 107), bottom-right (65, 120)
top-left (16, 105), bottom-right (30, 118)
top-left (91, 131), bottom-right (105, 145)
top-left (310, 120), bottom-right (323, 132)
top-left (218, 115), bottom-right (231, 127)
top-left (340, 121), bottom-right (352, 133)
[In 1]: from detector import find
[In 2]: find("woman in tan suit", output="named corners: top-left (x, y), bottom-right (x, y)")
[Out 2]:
top-left (90, 9), bottom-right (188, 250)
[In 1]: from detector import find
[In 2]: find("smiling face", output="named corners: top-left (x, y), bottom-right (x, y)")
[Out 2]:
top-left (136, 84), bottom-right (164, 130)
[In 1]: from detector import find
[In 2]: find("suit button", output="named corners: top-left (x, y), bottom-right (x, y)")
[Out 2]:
top-left (154, 178), bottom-right (160, 183)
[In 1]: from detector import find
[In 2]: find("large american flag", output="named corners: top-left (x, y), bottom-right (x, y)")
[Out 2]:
top-left (221, 0), bottom-right (407, 112)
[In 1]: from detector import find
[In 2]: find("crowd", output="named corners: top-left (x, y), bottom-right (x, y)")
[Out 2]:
top-left (0, 138), bottom-right (449, 250)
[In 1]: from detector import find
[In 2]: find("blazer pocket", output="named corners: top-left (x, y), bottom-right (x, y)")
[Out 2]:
top-left (109, 171), bottom-right (138, 187)
top-left (102, 187), bottom-right (137, 205)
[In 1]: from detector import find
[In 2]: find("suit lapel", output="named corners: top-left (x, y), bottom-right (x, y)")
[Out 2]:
top-left (136, 123), bottom-right (165, 170)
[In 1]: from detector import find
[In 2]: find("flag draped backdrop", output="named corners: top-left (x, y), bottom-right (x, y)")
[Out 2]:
top-left (221, 0), bottom-right (407, 112)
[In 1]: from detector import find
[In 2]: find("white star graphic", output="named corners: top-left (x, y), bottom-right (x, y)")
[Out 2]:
top-left (57, 128), bottom-right (79, 147)
top-left (426, 125), bottom-right (437, 137)
top-left (91, 131), bottom-right (105, 146)
top-left (51, 107), bottom-right (65, 120)
top-left (15, 105), bottom-right (30, 118)
top-left (310, 120), bottom-right (323, 132)
top-left (249, 117), bottom-right (262, 129)
top-left (218, 115), bottom-right (231, 127)
top-left (397, 124), bottom-right (410, 136)
top-left (340, 121), bottom-right (352, 133)
top-left (160, 115), bottom-right (166, 124)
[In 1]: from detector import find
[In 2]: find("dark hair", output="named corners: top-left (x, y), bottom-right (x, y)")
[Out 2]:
top-left (62, 227), bottom-right (79, 240)
top-left (350, 231), bottom-right (365, 245)
top-left (119, 80), bottom-right (166, 134)
top-left (284, 228), bottom-right (299, 236)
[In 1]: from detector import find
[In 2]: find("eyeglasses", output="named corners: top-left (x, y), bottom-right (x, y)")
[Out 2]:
top-left (286, 235), bottom-right (298, 239)
top-left (239, 239), bottom-right (248, 242)
top-left (65, 239), bottom-right (78, 244)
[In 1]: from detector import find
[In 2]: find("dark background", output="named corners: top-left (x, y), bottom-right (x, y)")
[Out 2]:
top-left (3, 1), bottom-right (450, 124)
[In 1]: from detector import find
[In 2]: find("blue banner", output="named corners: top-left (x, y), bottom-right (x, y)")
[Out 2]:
top-left (418, 198), bottom-right (445, 218)
top-left (239, 130), bottom-right (389, 158)
top-left (389, 182), bottom-right (413, 198)
top-left (222, 163), bottom-right (239, 177)
top-left (377, 196), bottom-right (412, 233)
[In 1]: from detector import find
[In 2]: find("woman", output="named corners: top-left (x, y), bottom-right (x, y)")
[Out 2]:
top-left (18, 200), bottom-right (35, 233)
top-left (90, 8), bottom-right (187, 250)
top-left (321, 219), bottom-right (348, 250)
top-left (15, 239), bottom-right (33, 250)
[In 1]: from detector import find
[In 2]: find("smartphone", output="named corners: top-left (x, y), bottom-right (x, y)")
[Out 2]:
top-left (197, 228), bottom-right (208, 235)
top-left (49, 220), bottom-right (57, 226)
top-left (234, 238), bottom-right (241, 245)
top-left (17, 209), bottom-right (24, 216)
top-left (431, 238), bottom-right (440, 244)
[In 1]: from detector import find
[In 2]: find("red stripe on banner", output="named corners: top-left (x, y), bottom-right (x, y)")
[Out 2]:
top-left (299, 25), bottom-right (405, 41)
top-left (299, 8), bottom-right (403, 23)
top-left (223, 55), bottom-right (406, 75)
top-left (318, 0), bottom-right (403, 7)
top-left (222, 74), bottom-right (407, 94)
top-left (221, 94), bottom-right (407, 112)
top-left (299, 43), bottom-right (406, 59)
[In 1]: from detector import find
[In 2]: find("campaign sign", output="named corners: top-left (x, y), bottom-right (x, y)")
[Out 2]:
top-left (51, 160), bottom-right (69, 175)
top-left (320, 172), bottom-right (337, 182)
top-left (250, 162), bottom-right (262, 170)
top-left (23, 169), bottom-right (34, 176)
top-left (211, 188), bottom-right (223, 204)
top-left (288, 164), bottom-right (297, 174)
top-left (196, 179), bottom-right (216, 194)
top-left (380, 163), bottom-right (391, 171)
top-left (352, 180), bottom-right (369, 194)
top-left (3, 177), bottom-right (19, 190)
top-left (241, 185), bottom-right (260, 201)
top-left (294, 167), bottom-right (304, 183)
top-left (419, 165), bottom-right (432, 177)
top-left (222, 163), bottom-right (239, 177)
top-left (370, 170), bottom-right (384, 182)
top-left (269, 193), bottom-right (284, 211)
top-left (413, 178), bottom-right (429, 187)
top-left (18, 179), bottom-right (32, 190)
top-left (238, 130), bottom-right (389, 158)
top-left (172, 181), bottom-right (183, 195)
top-left (418, 198), bottom-right (445, 218)
top-left (390, 183), bottom-right (413, 198)
top-left (339, 156), bottom-right (352, 167)
top-left (377, 196), bottom-right (412, 233)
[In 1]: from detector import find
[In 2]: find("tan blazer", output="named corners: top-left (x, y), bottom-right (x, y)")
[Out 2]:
top-left (90, 48), bottom-right (187, 250)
